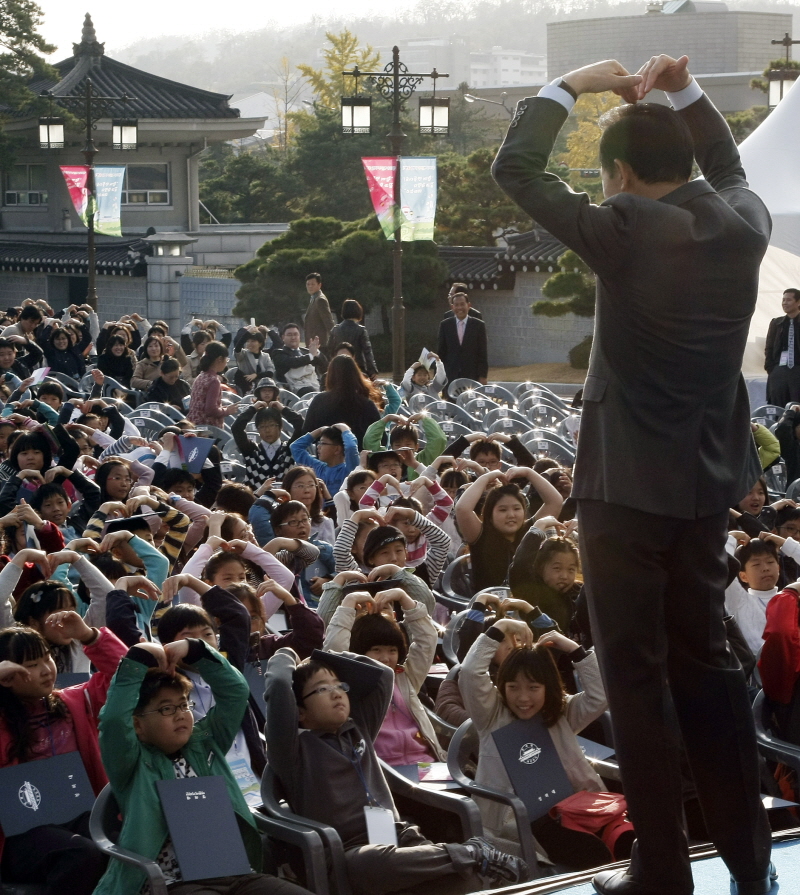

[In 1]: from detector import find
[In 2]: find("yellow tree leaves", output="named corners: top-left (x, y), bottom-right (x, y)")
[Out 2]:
top-left (562, 92), bottom-right (623, 170)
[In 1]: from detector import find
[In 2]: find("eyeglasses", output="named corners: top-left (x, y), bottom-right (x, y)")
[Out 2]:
top-left (301, 682), bottom-right (350, 701)
top-left (779, 525), bottom-right (800, 536)
top-left (137, 701), bottom-right (195, 717)
top-left (279, 516), bottom-right (312, 529)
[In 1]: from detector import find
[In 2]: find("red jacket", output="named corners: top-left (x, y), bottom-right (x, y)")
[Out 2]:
top-left (0, 627), bottom-right (127, 858)
top-left (758, 588), bottom-right (800, 704)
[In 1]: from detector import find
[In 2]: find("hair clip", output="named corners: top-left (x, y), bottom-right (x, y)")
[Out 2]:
top-left (29, 590), bottom-right (43, 603)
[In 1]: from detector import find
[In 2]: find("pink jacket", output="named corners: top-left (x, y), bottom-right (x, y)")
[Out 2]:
top-left (0, 627), bottom-right (127, 858)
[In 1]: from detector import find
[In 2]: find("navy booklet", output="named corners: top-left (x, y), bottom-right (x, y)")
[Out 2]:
top-left (0, 751), bottom-right (94, 835)
top-left (177, 436), bottom-right (215, 474)
top-left (491, 717), bottom-right (574, 820)
top-left (156, 775), bottom-right (252, 881)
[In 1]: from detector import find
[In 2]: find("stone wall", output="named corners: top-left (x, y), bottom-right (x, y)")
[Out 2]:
top-left (179, 275), bottom-right (245, 331)
top-left (97, 277), bottom-right (148, 322)
top-left (0, 273), bottom-right (49, 305)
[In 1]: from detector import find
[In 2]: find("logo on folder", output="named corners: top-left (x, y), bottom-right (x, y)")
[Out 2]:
top-left (518, 742), bottom-right (542, 765)
top-left (19, 781), bottom-right (41, 811)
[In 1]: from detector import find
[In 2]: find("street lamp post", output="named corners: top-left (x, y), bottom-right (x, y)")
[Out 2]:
top-left (40, 79), bottom-right (137, 310)
top-left (341, 48), bottom-right (448, 383)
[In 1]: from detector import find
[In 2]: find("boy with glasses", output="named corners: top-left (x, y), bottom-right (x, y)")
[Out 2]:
top-left (291, 424), bottom-right (359, 495)
top-left (265, 647), bottom-right (529, 895)
top-left (232, 403), bottom-right (301, 490)
top-left (97, 638), bottom-right (310, 895)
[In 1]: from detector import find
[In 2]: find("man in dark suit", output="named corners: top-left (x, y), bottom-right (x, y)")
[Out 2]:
top-left (493, 55), bottom-right (773, 895)
top-left (437, 292), bottom-right (488, 386)
top-left (765, 288), bottom-right (800, 406)
top-left (442, 282), bottom-right (483, 320)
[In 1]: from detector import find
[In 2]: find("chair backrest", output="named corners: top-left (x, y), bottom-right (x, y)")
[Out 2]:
top-left (441, 608), bottom-right (470, 666)
top-left (474, 384), bottom-right (517, 407)
top-left (786, 477), bottom-right (800, 503)
top-left (407, 392), bottom-right (436, 412)
top-left (279, 389), bottom-right (301, 407)
top-left (447, 378), bottom-right (481, 398)
top-left (437, 420), bottom-right (475, 442)
top-left (765, 459), bottom-right (788, 497)
top-left (426, 400), bottom-right (479, 428)
top-left (440, 554), bottom-right (475, 603)
top-left (463, 397), bottom-right (499, 420)
top-left (751, 405), bottom-right (785, 426)
top-left (446, 719), bottom-right (481, 786)
top-left (128, 418), bottom-right (164, 441)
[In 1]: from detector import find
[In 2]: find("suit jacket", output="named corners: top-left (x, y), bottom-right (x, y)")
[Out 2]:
top-left (437, 315), bottom-right (489, 382)
top-left (303, 290), bottom-right (336, 346)
top-left (492, 90), bottom-right (771, 519)
top-left (765, 315), bottom-right (800, 373)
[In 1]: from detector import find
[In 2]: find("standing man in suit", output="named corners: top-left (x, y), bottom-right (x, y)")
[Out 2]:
top-left (303, 272), bottom-right (335, 347)
top-left (493, 55), bottom-right (774, 895)
top-left (443, 282), bottom-right (483, 320)
top-left (437, 292), bottom-right (489, 387)
top-left (765, 288), bottom-right (800, 406)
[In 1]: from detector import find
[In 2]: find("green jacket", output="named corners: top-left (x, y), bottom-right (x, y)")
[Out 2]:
top-left (363, 414), bottom-right (447, 481)
top-left (95, 642), bottom-right (260, 895)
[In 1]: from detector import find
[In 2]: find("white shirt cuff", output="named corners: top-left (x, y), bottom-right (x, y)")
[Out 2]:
top-left (665, 77), bottom-right (703, 111)
top-left (538, 80), bottom-right (576, 113)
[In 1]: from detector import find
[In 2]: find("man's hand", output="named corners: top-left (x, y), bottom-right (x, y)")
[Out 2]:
top-left (634, 54), bottom-right (691, 100)
top-left (562, 59), bottom-right (642, 103)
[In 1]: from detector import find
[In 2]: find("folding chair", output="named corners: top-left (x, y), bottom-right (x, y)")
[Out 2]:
top-left (446, 378), bottom-right (481, 399)
top-left (483, 406), bottom-right (531, 429)
top-left (426, 401), bottom-right (480, 429)
top-left (764, 459), bottom-right (788, 497)
top-left (753, 689), bottom-right (800, 780)
top-left (437, 420), bottom-right (475, 443)
top-left (474, 384), bottom-right (517, 407)
top-left (446, 720), bottom-right (541, 874)
top-left (438, 554), bottom-right (475, 611)
top-left (751, 405), bottom-right (785, 427)
top-left (89, 785), bottom-right (168, 895)
top-left (462, 397), bottom-right (499, 421)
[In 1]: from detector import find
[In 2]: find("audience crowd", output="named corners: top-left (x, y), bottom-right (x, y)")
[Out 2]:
top-left (0, 284), bottom-right (797, 895)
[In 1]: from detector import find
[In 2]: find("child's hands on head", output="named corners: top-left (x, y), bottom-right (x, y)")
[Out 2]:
top-left (333, 570), bottom-right (368, 587)
top-left (65, 537), bottom-right (102, 554)
top-left (44, 610), bottom-right (96, 645)
top-left (367, 564), bottom-right (402, 581)
top-left (342, 591), bottom-right (376, 615)
top-left (492, 618), bottom-right (533, 652)
top-left (164, 639), bottom-right (192, 673)
top-left (46, 549), bottom-right (81, 576)
top-left (257, 577), bottom-right (295, 605)
top-left (118, 576), bottom-right (162, 601)
top-left (374, 587), bottom-right (415, 613)
top-left (536, 631), bottom-right (580, 654)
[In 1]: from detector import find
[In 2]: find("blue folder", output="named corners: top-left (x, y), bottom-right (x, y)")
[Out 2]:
top-left (492, 717), bottom-right (574, 820)
top-left (0, 751), bottom-right (94, 835)
top-left (156, 775), bottom-right (252, 881)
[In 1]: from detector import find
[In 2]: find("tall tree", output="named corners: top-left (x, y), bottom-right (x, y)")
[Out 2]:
top-left (534, 249), bottom-right (596, 368)
top-left (295, 29), bottom-right (380, 112)
top-left (0, 0), bottom-right (56, 169)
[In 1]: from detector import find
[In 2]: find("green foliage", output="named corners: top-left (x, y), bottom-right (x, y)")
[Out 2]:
top-left (233, 216), bottom-right (449, 327)
top-left (199, 149), bottom-right (300, 223)
top-left (0, 0), bottom-right (57, 169)
top-left (436, 147), bottom-right (532, 245)
top-left (724, 106), bottom-right (769, 145)
top-left (751, 59), bottom-right (800, 96)
top-left (295, 29), bottom-right (380, 111)
top-left (569, 335), bottom-right (592, 370)
top-left (534, 250), bottom-right (595, 318)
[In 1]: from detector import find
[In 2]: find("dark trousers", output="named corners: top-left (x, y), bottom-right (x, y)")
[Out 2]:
top-left (169, 873), bottom-right (311, 895)
top-left (577, 500), bottom-right (771, 893)
top-left (0, 811), bottom-right (107, 895)
top-left (766, 364), bottom-right (800, 406)
top-left (343, 822), bottom-right (480, 895)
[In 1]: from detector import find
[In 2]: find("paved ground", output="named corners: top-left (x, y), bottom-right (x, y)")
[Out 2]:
top-left (487, 363), bottom-right (585, 383)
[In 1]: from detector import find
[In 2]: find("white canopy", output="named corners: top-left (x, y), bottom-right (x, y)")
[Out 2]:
top-left (736, 80), bottom-right (800, 375)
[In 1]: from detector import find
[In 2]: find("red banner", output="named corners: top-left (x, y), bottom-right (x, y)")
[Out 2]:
top-left (361, 157), bottom-right (399, 239)
top-left (60, 165), bottom-right (90, 225)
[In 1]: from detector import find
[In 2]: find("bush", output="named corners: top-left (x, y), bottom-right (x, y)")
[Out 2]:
top-left (569, 335), bottom-right (592, 370)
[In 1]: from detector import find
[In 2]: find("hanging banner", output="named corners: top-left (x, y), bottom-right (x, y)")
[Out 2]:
top-left (361, 157), bottom-right (401, 239)
top-left (93, 166), bottom-right (126, 237)
top-left (60, 166), bottom-right (90, 226)
top-left (399, 157), bottom-right (437, 242)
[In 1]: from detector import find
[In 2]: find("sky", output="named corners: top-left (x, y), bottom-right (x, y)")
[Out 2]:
top-left (34, 0), bottom-right (392, 56)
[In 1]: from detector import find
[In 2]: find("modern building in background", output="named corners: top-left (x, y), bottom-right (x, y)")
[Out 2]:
top-left (548, 0), bottom-right (790, 112)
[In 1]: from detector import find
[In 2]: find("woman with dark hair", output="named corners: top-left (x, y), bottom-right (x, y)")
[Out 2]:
top-left (187, 341), bottom-right (238, 426)
top-left (456, 468), bottom-right (563, 591)
top-left (43, 326), bottom-right (89, 380)
top-left (130, 336), bottom-right (164, 391)
top-left (97, 334), bottom-right (136, 387)
top-left (326, 299), bottom-right (378, 378)
top-left (301, 354), bottom-right (382, 446)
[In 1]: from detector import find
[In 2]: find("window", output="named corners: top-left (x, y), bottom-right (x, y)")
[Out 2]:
top-left (4, 164), bottom-right (47, 206)
top-left (121, 164), bottom-right (169, 205)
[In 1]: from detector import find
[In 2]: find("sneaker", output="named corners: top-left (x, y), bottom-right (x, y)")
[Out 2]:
top-left (464, 836), bottom-right (530, 888)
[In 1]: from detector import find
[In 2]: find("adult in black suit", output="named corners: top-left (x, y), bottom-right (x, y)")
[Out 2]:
top-left (493, 55), bottom-right (773, 895)
top-left (765, 288), bottom-right (800, 406)
top-left (442, 282), bottom-right (483, 320)
top-left (437, 292), bottom-right (488, 386)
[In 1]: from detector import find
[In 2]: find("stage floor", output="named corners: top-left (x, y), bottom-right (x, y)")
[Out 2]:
top-left (496, 830), bottom-right (800, 895)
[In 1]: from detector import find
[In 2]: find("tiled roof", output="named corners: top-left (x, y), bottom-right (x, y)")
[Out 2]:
top-left (0, 239), bottom-right (149, 275)
top-left (437, 229), bottom-right (567, 287)
top-left (22, 15), bottom-right (238, 121)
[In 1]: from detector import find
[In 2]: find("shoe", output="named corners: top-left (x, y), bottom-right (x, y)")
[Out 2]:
top-left (592, 869), bottom-right (673, 895)
top-left (730, 862), bottom-right (778, 895)
top-left (464, 836), bottom-right (530, 888)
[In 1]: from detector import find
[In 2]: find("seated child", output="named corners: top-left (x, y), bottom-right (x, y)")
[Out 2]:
top-left (319, 523), bottom-right (438, 625)
top-left (264, 647), bottom-right (530, 895)
top-left (363, 415), bottom-right (447, 482)
top-left (726, 538), bottom-right (782, 654)
top-left (323, 587), bottom-right (447, 764)
top-left (333, 468), bottom-right (377, 528)
top-left (0, 616), bottom-right (127, 894)
top-left (399, 358), bottom-right (447, 400)
top-left (95, 636), bottom-right (310, 895)
top-left (460, 621), bottom-right (630, 869)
